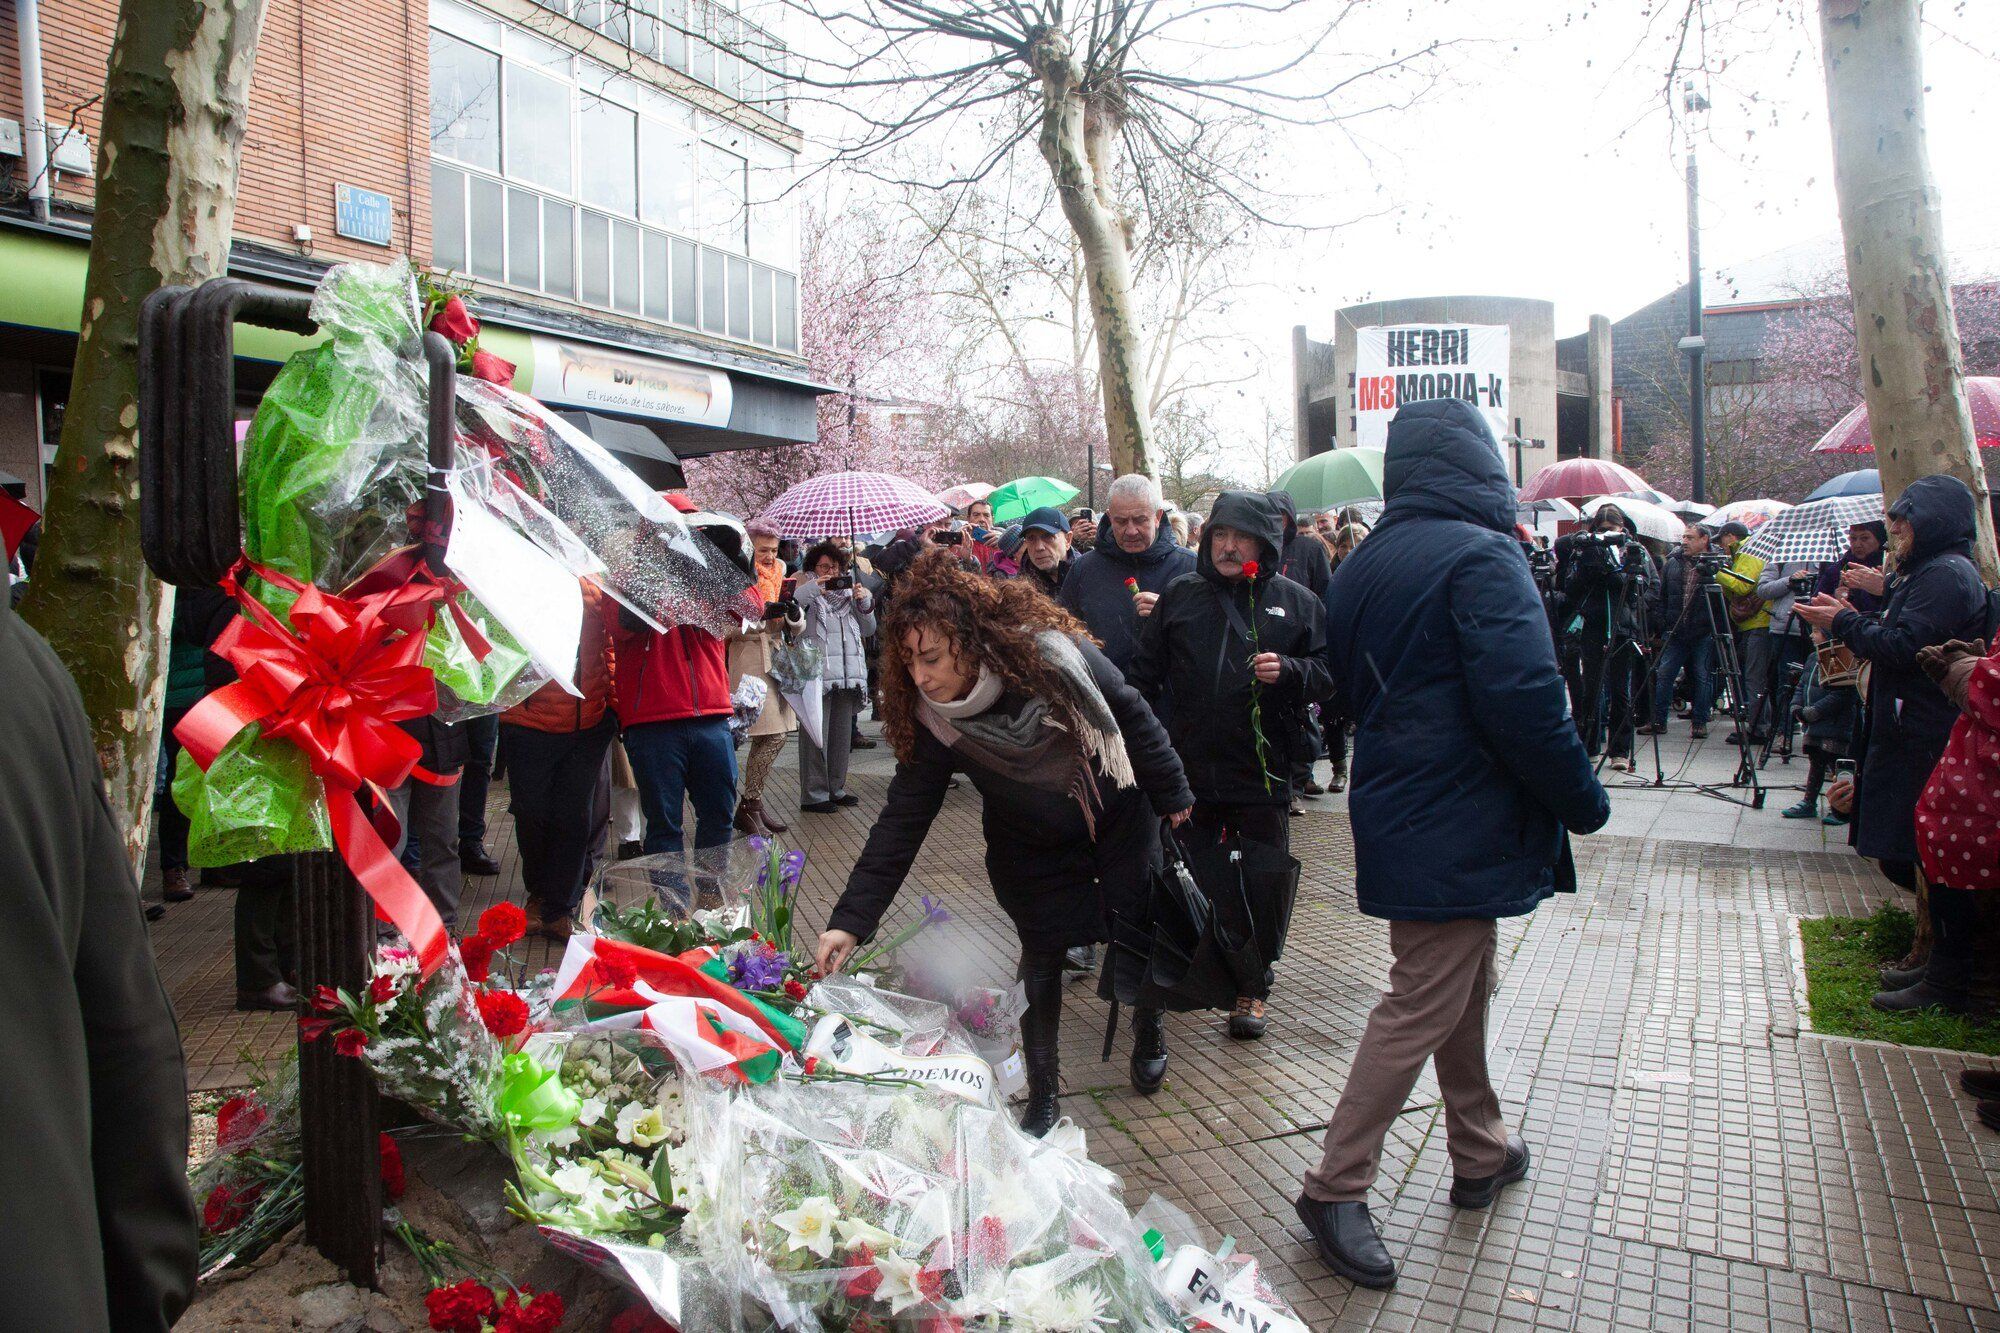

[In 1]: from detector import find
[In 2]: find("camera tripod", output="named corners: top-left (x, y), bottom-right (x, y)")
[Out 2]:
top-left (1756, 619), bottom-right (1817, 771)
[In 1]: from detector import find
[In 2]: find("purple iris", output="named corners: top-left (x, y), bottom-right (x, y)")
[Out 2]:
top-left (731, 946), bottom-right (789, 991)
top-left (919, 894), bottom-right (951, 925)
top-left (781, 850), bottom-right (807, 888)
top-left (748, 834), bottom-right (770, 858)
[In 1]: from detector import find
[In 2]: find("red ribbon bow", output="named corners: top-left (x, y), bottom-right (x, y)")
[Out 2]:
top-left (177, 558), bottom-right (470, 976)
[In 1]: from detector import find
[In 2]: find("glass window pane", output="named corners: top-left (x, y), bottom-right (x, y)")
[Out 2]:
top-left (505, 65), bottom-right (572, 194)
top-left (662, 26), bottom-right (687, 71)
top-left (774, 270), bottom-right (797, 352)
top-left (431, 0), bottom-right (501, 48)
top-left (643, 231), bottom-right (670, 318)
top-left (504, 27), bottom-right (571, 75)
top-left (581, 211), bottom-right (611, 306)
top-left (700, 247), bottom-right (726, 334)
top-left (689, 37), bottom-right (715, 85)
top-left (469, 174), bottom-right (505, 281)
top-left (579, 95), bottom-right (637, 216)
top-left (701, 145), bottom-right (746, 250)
top-left (751, 264), bottom-right (774, 345)
top-left (430, 163), bottom-right (467, 271)
top-left (430, 33), bottom-right (500, 172)
top-left (726, 255), bottom-right (750, 340)
top-left (639, 119), bottom-right (696, 233)
top-left (671, 238), bottom-right (698, 326)
top-left (714, 51), bottom-right (741, 99)
top-left (544, 202), bottom-right (575, 298)
top-left (613, 221), bottom-right (642, 313)
top-left (506, 188), bottom-right (541, 287)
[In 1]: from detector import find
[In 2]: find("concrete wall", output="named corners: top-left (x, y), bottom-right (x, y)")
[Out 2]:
top-left (1299, 294), bottom-right (1560, 486)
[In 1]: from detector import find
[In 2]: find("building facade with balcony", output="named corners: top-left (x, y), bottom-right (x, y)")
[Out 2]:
top-left (0, 0), bottom-right (824, 510)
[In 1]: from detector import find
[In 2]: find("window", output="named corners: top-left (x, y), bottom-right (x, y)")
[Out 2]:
top-left (432, 162), bottom-right (467, 270)
top-left (701, 145), bottom-right (746, 249)
top-left (578, 94), bottom-right (637, 216)
top-left (639, 118), bottom-right (697, 233)
top-left (431, 33), bottom-right (500, 171)
top-left (506, 65), bottom-right (572, 193)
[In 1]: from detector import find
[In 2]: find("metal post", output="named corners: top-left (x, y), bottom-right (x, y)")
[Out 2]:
top-left (296, 852), bottom-right (381, 1285)
top-left (13, 0), bottom-right (51, 222)
top-left (1086, 433), bottom-right (1096, 511)
top-left (1685, 150), bottom-right (1707, 505)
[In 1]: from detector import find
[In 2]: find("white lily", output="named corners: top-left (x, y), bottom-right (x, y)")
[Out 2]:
top-left (770, 1195), bottom-right (842, 1259)
top-left (871, 1249), bottom-right (930, 1314)
top-left (615, 1101), bottom-right (670, 1148)
top-left (578, 1096), bottom-right (607, 1127)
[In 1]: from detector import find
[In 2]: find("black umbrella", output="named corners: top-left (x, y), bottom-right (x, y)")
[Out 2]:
top-left (556, 410), bottom-right (687, 491)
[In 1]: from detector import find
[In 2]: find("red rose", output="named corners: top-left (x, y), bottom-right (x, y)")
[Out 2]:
top-left (1242, 559), bottom-right (1260, 579)
top-left (298, 1016), bottom-right (335, 1043)
top-left (368, 975), bottom-right (399, 1005)
top-left (215, 1095), bottom-right (268, 1150)
top-left (469, 349), bottom-right (516, 387)
top-left (428, 295), bottom-right (479, 344)
top-left (311, 984), bottom-right (343, 1014)
top-left (475, 989), bottom-right (530, 1039)
top-left (459, 935), bottom-right (497, 984)
top-left (379, 1132), bottom-right (406, 1201)
top-left (333, 1028), bottom-right (370, 1058)
top-left (599, 955), bottom-right (640, 990)
top-left (783, 978), bottom-right (808, 1000)
top-left (477, 902), bottom-right (528, 947)
top-left (201, 1181), bottom-right (261, 1233)
top-left (424, 1279), bottom-right (496, 1333)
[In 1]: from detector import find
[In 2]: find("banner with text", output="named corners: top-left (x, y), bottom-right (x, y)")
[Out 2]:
top-left (1353, 323), bottom-right (1509, 456)
top-left (530, 336), bottom-right (733, 427)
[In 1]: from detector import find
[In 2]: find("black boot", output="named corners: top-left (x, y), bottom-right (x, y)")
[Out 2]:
top-left (1874, 886), bottom-right (1988, 1016)
top-left (1129, 1006), bottom-right (1167, 1095)
top-left (1018, 947), bottom-right (1064, 1137)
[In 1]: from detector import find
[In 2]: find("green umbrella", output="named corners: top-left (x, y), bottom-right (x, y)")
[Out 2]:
top-left (989, 476), bottom-right (1081, 525)
top-left (1271, 448), bottom-right (1386, 513)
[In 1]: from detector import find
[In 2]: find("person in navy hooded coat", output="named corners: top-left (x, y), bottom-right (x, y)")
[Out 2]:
top-left (1293, 398), bottom-right (1610, 1290)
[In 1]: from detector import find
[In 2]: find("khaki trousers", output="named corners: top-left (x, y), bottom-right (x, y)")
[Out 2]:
top-left (1304, 917), bottom-right (1509, 1201)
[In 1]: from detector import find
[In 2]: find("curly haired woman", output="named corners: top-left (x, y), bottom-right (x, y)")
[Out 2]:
top-left (814, 550), bottom-right (1194, 1135)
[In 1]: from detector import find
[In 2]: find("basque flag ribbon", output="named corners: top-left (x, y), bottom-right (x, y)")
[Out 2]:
top-left (175, 556), bottom-right (478, 977)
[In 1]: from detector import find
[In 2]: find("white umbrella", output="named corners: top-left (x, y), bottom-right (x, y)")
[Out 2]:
top-left (1702, 498), bottom-right (1792, 530)
top-left (1611, 486), bottom-right (1676, 508)
top-left (1582, 496), bottom-right (1686, 544)
top-left (936, 482), bottom-right (995, 509)
top-left (1665, 499), bottom-right (1716, 519)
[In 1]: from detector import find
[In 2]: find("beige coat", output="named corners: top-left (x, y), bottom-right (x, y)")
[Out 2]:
top-left (728, 615), bottom-right (799, 737)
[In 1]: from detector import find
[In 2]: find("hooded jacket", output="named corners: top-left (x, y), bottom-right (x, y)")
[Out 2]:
top-left (1059, 520), bottom-right (1197, 673)
top-left (0, 568), bottom-right (198, 1329)
top-left (1832, 474), bottom-right (1991, 863)
top-left (1269, 490), bottom-right (1334, 597)
top-left (504, 582), bottom-right (617, 734)
top-left (1322, 399), bottom-right (1609, 921)
top-left (1128, 490), bottom-right (1333, 805)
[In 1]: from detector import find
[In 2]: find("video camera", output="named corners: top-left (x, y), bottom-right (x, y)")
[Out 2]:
top-left (1788, 570), bottom-right (1818, 597)
top-left (1692, 551), bottom-right (1730, 577)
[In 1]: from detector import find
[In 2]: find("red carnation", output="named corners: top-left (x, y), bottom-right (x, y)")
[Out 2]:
top-left (368, 974), bottom-right (399, 1005)
top-left (333, 1028), bottom-right (370, 1058)
top-left (311, 984), bottom-right (343, 1014)
top-left (459, 934), bottom-right (497, 984)
top-left (469, 349), bottom-right (516, 387)
top-left (214, 1095), bottom-right (268, 1150)
top-left (379, 1132), bottom-right (406, 1201)
top-left (599, 954), bottom-right (640, 990)
top-left (476, 988), bottom-right (530, 1039)
top-left (202, 1181), bottom-right (260, 1233)
top-left (969, 1215), bottom-right (1008, 1266)
top-left (609, 1305), bottom-right (676, 1333)
top-left (1242, 559), bottom-right (1260, 579)
top-left (802, 1056), bottom-right (820, 1076)
top-left (424, 1278), bottom-right (496, 1333)
top-left (495, 1288), bottom-right (565, 1333)
top-left (844, 1244), bottom-right (883, 1300)
top-left (783, 978), bottom-right (808, 1001)
top-left (1124, 577), bottom-right (1140, 591)
top-left (299, 1016), bottom-right (335, 1043)
top-left (478, 902), bottom-right (528, 947)
top-left (428, 295), bottom-right (479, 344)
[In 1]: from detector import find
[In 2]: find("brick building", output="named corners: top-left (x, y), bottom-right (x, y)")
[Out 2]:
top-left (0, 0), bottom-right (823, 510)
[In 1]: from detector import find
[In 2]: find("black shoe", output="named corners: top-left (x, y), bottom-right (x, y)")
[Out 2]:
top-left (1724, 731), bottom-right (1743, 745)
top-left (1979, 1101), bottom-right (2000, 1135)
top-left (616, 839), bottom-right (645, 861)
top-left (832, 793), bottom-right (860, 807)
top-left (1959, 1069), bottom-right (2000, 1101)
top-left (1228, 996), bottom-right (1267, 1040)
top-left (1293, 1196), bottom-right (1396, 1289)
top-left (1301, 778), bottom-right (1326, 796)
top-left (1691, 726), bottom-right (1709, 739)
top-left (460, 842), bottom-right (502, 876)
top-left (1062, 944), bottom-right (1097, 981)
top-left (236, 982), bottom-right (301, 1013)
top-left (801, 801), bottom-right (839, 814)
top-left (1879, 960), bottom-right (1929, 991)
top-left (1871, 978), bottom-right (1973, 1014)
top-left (1018, 957), bottom-right (1063, 1137)
top-left (161, 869), bottom-right (195, 903)
top-left (851, 735), bottom-right (878, 750)
top-left (1129, 1007), bottom-right (1167, 1095)
top-left (1450, 1134), bottom-right (1531, 1209)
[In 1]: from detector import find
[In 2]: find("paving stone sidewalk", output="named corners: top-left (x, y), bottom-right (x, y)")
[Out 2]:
top-left (149, 723), bottom-right (2000, 1330)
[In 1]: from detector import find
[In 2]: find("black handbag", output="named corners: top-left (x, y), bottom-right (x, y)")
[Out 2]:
top-left (1182, 831), bottom-right (1301, 970)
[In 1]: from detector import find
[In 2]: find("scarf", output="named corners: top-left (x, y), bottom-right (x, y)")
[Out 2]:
top-left (755, 557), bottom-right (785, 606)
top-left (916, 631), bottom-right (1136, 835)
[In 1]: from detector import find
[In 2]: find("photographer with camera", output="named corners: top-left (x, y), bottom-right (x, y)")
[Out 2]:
top-left (1748, 559), bottom-right (1820, 750)
top-left (1711, 522), bottom-right (1773, 744)
top-left (1553, 505), bottom-right (1655, 770)
top-left (795, 540), bottom-right (878, 814)
top-left (1641, 525), bottom-right (1724, 740)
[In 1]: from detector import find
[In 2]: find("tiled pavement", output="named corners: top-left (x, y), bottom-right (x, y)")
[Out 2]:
top-left (148, 722), bottom-right (2000, 1329)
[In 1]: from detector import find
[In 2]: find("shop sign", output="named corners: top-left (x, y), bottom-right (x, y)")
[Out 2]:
top-left (529, 337), bottom-right (733, 428)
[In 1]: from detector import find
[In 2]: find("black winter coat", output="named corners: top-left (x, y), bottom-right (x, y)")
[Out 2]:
top-left (0, 569), bottom-right (197, 1329)
top-left (1651, 553), bottom-right (1723, 643)
top-left (1556, 535), bottom-right (1653, 641)
top-left (1059, 525), bottom-right (1197, 673)
top-left (1832, 475), bottom-right (1991, 864)
top-left (1322, 399), bottom-right (1609, 922)
top-left (1269, 491), bottom-right (1334, 597)
top-left (1128, 490), bottom-right (1334, 805)
top-left (829, 638), bottom-right (1193, 952)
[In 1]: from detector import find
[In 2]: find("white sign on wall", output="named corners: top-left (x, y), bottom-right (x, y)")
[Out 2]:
top-left (1353, 323), bottom-right (1510, 455)
top-left (529, 336), bottom-right (733, 427)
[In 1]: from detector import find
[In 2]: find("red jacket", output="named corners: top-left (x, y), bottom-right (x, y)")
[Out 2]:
top-left (611, 610), bottom-right (733, 728)
top-left (1916, 649), bottom-right (2000, 890)
top-left (503, 584), bottom-right (615, 733)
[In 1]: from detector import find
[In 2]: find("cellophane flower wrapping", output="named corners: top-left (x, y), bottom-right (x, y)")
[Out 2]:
top-left (1131, 1196), bottom-right (1310, 1333)
top-left (170, 723), bottom-right (332, 866)
top-left (192, 1057), bottom-right (304, 1273)
top-left (450, 380), bottom-right (756, 640)
top-left (355, 944), bottom-right (506, 1140)
top-left (426, 591), bottom-right (544, 722)
top-left (676, 1072), bottom-right (1182, 1332)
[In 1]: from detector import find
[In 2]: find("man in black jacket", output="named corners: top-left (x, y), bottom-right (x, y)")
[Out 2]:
top-left (1129, 489), bottom-right (1332, 1039)
top-left (1015, 505), bottom-right (1074, 600)
top-left (1642, 524), bottom-right (1723, 739)
top-left (1795, 474), bottom-right (1993, 1009)
top-left (0, 566), bottom-right (198, 1329)
top-left (1060, 473), bottom-right (1197, 674)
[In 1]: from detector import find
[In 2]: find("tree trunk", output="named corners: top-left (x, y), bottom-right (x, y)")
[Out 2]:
top-left (1819, 0), bottom-right (1999, 584)
top-left (17, 0), bottom-right (270, 875)
top-left (1030, 32), bottom-right (1153, 478)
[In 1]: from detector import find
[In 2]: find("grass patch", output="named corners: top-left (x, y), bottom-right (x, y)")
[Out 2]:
top-left (1799, 904), bottom-right (2000, 1056)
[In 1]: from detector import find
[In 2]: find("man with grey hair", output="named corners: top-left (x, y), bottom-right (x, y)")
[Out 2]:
top-left (1060, 473), bottom-right (1197, 676)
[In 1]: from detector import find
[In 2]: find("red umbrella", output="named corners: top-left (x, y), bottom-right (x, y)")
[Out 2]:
top-left (1518, 458), bottom-right (1651, 504)
top-left (0, 491), bottom-right (36, 560)
top-left (1811, 376), bottom-right (2000, 454)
